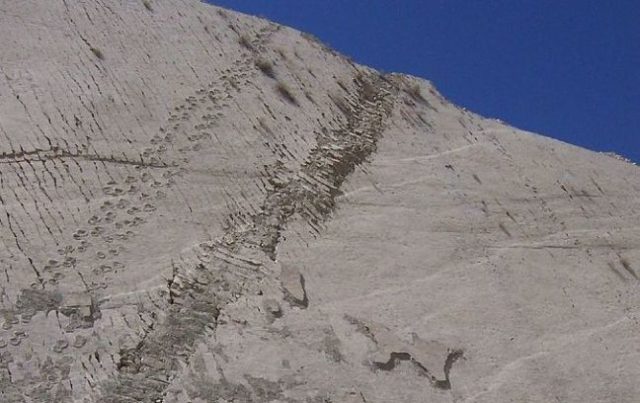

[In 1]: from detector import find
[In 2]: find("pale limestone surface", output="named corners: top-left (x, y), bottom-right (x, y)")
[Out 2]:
top-left (0, 1), bottom-right (639, 402)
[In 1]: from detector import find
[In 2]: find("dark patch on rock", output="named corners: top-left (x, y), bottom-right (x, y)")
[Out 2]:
top-left (245, 375), bottom-right (286, 401)
top-left (15, 289), bottom-right (63, 315)
top-left (320, 331), bottom-right (345, 363)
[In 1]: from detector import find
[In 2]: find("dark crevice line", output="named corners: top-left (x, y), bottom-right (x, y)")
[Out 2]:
top-left (0, 147), bottom-right (175, 169)
top-left (373, 349), bottom-right (464, 390)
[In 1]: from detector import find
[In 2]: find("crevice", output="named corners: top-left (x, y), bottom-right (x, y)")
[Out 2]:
top-left (435, 349), bottom-right (464, 390)
top-left (373, 349), bottom-right (464, 390)
top-left (0, 146), bottom-right (175, 168)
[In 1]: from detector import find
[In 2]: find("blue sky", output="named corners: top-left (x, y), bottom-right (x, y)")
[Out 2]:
top-left (210, 1), bottom-right (639, 163)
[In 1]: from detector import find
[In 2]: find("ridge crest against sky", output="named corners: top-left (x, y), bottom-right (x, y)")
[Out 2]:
top-left (210, 0), bottom-right (639, 163)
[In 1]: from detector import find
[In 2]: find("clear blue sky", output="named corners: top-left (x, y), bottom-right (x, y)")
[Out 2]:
top-left (209, 1), bottom-right (639, 163)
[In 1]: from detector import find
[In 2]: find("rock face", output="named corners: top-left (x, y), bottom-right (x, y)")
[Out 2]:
top-left (1, 1), bottom-right (639, 402)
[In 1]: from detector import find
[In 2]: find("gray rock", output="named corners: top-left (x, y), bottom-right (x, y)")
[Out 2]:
top-left (0, 1), bottom-right (638, 402)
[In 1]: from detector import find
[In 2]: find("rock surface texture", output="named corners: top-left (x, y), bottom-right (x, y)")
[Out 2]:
top-left (1, 1), bottom-right (639, 402)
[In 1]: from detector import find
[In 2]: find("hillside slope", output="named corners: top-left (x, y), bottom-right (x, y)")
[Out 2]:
top-left (0, 1), bottom-right (639, 402)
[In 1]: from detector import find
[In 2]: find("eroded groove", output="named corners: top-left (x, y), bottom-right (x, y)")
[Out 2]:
top-left (0, 146), bottom-right (175, 168)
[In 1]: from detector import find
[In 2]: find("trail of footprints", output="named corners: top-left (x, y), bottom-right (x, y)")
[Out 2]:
top-left (1, 166), bottom-right (179, 357)
top-left (167, 24), bottom-right (279, 158)
top-left (39, 167), bottom-right (176, 289)
top-left (5, 22), bottom-right (276, 348)
top-left (39, 41), bottom-right (268, 292)
top-left (167, 61), bottom-right (257, 157)
top-left (93, 69), bottom-right (397, 402)
top-left (0, 21), bottom-right (290, 400)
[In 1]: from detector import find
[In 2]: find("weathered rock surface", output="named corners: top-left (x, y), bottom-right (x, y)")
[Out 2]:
top-left (1, 1), bottom-right (639, 402)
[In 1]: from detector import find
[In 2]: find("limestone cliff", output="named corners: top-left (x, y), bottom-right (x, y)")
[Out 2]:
top-left (0, 1), bottom-right (638, 402)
